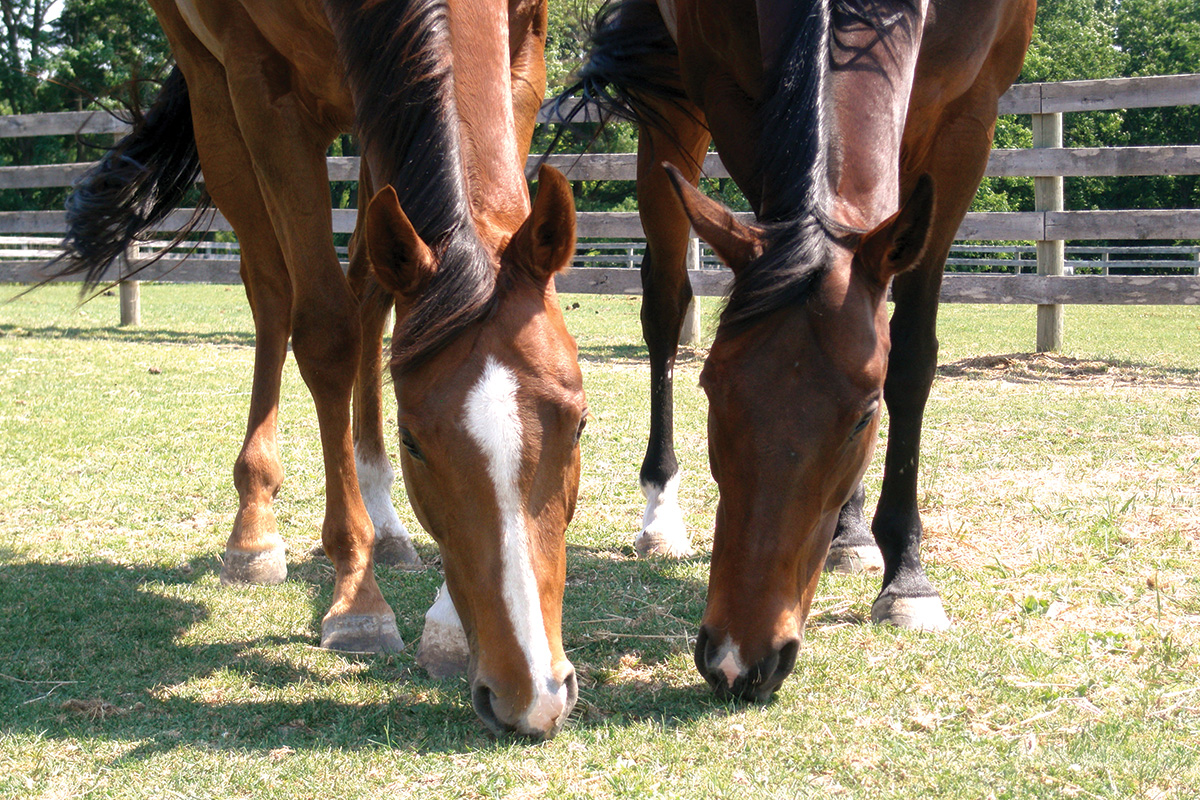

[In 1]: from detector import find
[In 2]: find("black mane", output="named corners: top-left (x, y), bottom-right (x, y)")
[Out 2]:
top-left (718, 0), bottom-right (920, 337)
top-left (325, 0), bottom-right (496, 371)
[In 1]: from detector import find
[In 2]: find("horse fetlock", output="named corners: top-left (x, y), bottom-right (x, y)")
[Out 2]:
top-left (870, 593), bottom-right (951, 631)
top-left (417, 583), bottom-right (470, 678)
top-left (220, 543), bottom-right (288, 586)
top-left (355, 446), bottom-right (421, 567)
top-left (637, 475), bottom-right (694, 558)
top-left (320, 611), bottom-right (405, 653)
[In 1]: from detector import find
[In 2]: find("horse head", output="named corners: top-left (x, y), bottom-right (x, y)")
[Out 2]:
top-left (365, 165), bottom-right (584, 737)
top-left (665, 165), bottom-right (934, 700)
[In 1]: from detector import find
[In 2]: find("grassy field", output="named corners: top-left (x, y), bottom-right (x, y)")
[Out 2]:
top-left (2, 284), bottom-right (1198, 799)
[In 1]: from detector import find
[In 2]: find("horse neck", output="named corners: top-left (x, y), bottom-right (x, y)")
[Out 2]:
top-left (448, 0), bottom-right (531, 248)
top-left (826, 0), bottom-right (928, 230)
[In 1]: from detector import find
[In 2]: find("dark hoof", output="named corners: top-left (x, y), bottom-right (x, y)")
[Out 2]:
top-left (320, 612), bottom-right (405, 653)
top-left (220, 546), bottom-right (287, 586)
top-left (824, 543), bottom-right (884, 574)
top-left (871, 594), bottom-right (951, 631)
top-left (374, 536), bottom-right (422, 568)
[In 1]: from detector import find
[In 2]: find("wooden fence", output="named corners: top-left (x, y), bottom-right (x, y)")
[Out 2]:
top-left (2, 73), bottom-right (1199, 347)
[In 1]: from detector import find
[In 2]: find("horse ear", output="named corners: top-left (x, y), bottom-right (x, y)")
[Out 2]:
top-left (662, 162), bottom-right (765, 274)
top-left (511, 164), bottom-right (577, 283)
top-left (365, 184), bottom-right (437, 298)
top-left (856, 173), bottom-right (935, 285)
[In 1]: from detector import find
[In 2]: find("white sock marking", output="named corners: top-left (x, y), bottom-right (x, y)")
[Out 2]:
top-left (463, 357), bottom-right (566, 731)
top-left (355, 445), bottom-right (410, 541)
top-left (637, 474), bottom-right (693, 556)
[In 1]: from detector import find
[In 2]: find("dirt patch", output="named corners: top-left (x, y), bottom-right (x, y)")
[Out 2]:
top-left (939, 353), bottom-right (1198, 389)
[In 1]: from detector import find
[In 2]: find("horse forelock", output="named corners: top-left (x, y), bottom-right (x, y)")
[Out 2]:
top-left (325, 0), bottom-right (498, 371)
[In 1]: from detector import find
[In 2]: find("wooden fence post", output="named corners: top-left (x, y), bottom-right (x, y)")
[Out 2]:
top-left (680, 236), bottom-right (701, 346)
top-left (119, 245), bottom-right (141, 327)
top-left (1034, 111), bottom-right (1064, 352)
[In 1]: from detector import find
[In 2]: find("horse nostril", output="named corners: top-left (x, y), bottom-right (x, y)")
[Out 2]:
top-left (747, 639), bottom-right (800, 701)
top-left (471, 683), bottom-right (513, 737)
top-left (693, 626), bottom-right (721, 690)
top-left (563, 668), bottom-right (580, 715)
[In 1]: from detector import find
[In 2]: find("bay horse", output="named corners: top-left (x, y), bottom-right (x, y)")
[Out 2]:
top-left (55, 0), bottom-right (585, 738)
top-left (559, 0), bottom-right (1035, 699)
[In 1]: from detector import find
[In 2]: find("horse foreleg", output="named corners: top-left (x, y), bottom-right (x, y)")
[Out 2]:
top-left (634, 105), bottom-right (710, 558)
top-left (872, 100), bottom-right (1001, 631)
top-left (826, 485), bottom-right (885, 574)
top-left (219, 17), bottom-right (401, 653)
top-left (348, 165), bottom-right (420, 567)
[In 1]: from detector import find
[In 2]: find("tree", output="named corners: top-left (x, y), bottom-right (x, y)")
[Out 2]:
top-left (0, 0), bottom-right (55, 115)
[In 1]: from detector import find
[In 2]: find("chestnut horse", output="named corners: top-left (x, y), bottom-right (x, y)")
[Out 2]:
top-left (56, 0), bottom-right (585, 737)
top-left (559, 0), bottom-right (1034, 699)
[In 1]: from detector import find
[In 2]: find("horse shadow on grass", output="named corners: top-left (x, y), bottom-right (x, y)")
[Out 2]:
top-left (0, 543), bottom-right (729, 762)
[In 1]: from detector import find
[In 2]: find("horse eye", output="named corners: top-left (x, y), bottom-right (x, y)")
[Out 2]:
top-left (852, 405), bottom-right (879, 437)
top-left (574, 413), bottom-right (588, 444)
top-left (400, 429), bottom-right (424, 461)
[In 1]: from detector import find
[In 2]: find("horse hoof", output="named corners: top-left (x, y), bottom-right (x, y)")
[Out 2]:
top-left (417, 585), bottom-right (470, 678)
top-left (416, 627), bottom-right (470, 679)
top-left (220, 546), bottom-right (287, 586)
top-left (635, 527), bottom-right (696, 559)
top-left (824, 543), bottom-right (884, 574)
top-left (374, 535), bottom-right (422, 568)
top-left (871, 594), bottom-right (951, 631)
top-left (320, 613), bottom-right (405, 653)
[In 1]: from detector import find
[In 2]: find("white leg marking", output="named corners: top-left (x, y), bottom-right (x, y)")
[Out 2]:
top-left (417, 581), bottom-right (470, 678)
top-left (463, 357), bottom-right (567, 732)
top-left (354, 445), bottom-right (409, 542)
top-left (636, 474), bottom-right (695, 557)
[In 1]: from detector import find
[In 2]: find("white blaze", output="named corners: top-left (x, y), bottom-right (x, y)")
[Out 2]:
top-left (463, 357), bottom-right (566, 730)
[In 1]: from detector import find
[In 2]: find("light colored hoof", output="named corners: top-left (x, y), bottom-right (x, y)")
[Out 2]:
top-left (374, 535), bottom-right (422, 568)
top-left (635, 527), bottom-right (696, 559)
top-left (220, 546), bottom-right (287, 586)
top-left (417, 583), bottom-right (470, 679)
top-left (871, 594), bottom-right (951, 631)
top-left (637, 476), bottom-right (694, 558)
top-left (320, 612), bottom-right (405, 653)
top-left (824, 543), bottom-right (884, 574)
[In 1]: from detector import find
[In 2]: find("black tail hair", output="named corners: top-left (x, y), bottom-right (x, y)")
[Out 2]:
top-left (545, 0), bottom-right (697, 149)
top-left (54, 66), bottom-right (211, 292)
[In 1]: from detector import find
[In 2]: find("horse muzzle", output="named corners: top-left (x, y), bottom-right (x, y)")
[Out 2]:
top-left (471, 668), bottom-right (578, 739)
top-left (694, 626), bottom-right (799, 702)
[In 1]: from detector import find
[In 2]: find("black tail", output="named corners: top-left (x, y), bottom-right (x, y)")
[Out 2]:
top-left (546, 0), bottom-right (695, 143)
top-left (55, 66), bottom-right (212, 292)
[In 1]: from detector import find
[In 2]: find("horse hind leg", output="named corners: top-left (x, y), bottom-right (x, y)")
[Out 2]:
top-left (158, 37), bottom-right (291, 586)
top-left (633, 103), bottom-right (711, 559)
top-left (347, 165), bottom-right (420, 567)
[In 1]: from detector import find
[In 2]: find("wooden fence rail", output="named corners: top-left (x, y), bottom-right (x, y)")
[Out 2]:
top-left (3, 73), bottom-right (1200, 337)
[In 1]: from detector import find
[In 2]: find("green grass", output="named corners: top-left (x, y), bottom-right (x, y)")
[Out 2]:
top-left (2, 285), bottom-right (1198, 798)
